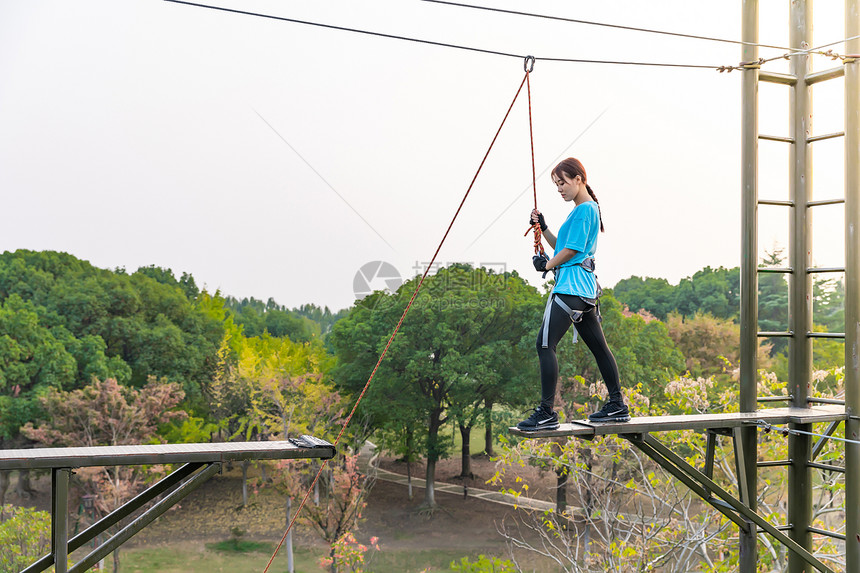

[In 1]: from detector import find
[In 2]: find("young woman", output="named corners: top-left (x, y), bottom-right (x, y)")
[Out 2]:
top-left (516, 157), bottom-right (629, 432)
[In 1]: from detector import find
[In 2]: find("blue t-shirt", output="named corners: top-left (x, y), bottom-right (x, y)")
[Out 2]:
top-left (552, 201), bottom-right (599, 298)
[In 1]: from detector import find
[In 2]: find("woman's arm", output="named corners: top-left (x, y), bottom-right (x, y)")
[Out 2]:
top-left (547, 248), bottom-right (576, 270)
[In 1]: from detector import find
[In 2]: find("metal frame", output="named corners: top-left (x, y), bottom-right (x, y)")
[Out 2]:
top-left (747, 0), bottom-right (858, 570)
top-left (1, 437), bottom-right (335, 573)
top-left (511, 3), bottom-right (859, 569)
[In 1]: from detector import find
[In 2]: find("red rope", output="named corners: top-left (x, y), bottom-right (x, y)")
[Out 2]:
top-left (261, 70), bottom-right (531, 573)
top-left (522, 70), bottom-right (544, 255)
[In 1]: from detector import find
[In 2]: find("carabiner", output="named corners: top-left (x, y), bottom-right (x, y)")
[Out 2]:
top-left (523, 55), bottom-right (535, 73)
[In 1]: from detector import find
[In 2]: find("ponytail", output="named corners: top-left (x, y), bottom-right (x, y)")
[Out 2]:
top-left (585, 184), bottom-right (605, 232)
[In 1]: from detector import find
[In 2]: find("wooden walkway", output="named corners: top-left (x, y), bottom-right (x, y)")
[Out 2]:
top-left (0, 436), bottom-right (335, 470)
top-left (508, 405), bottom-right (847, 438)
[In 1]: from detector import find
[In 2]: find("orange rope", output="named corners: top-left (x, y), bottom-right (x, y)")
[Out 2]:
top-left (522, 67), bottom-right (544, 256)
top-left (261, 70), bottom-right (531, 573)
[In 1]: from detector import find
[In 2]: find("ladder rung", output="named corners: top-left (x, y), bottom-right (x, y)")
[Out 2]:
top-left (807, 266), bottom-right (845, 274)
top-left (757, 460), bottom-right (792, 467)
top-left (758, 267), bottom-right (793, 273)
top-left (806, 66), bottom-right (845, 86)
top-left (757, 396), bottom-right (793, 403)
top-left (757, 525), bottom-right (794, 533)
top-left (807, 462), bottom-right (845, 474)
top-left (759, 134), bottom-right (794, 144)
top-left (808, 131), bottom-right (844, 143)
top-left (807, 198), bottom-right (845, 207)
top-left (807, 397), bottom-right (845, 405)
top-left (758, 331), bottom-right (793, 338)
top-left (758, 199), bottom-right (795, 207)
top-left (760, 71), bottom-right (797, 85)
top-left (807, 332), bottom-right (845, 339)
top-left (807, 526), bottom-right (846, 540)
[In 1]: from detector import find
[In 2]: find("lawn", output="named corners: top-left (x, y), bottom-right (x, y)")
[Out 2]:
top-left (122, 543), bottom-right (486, 573)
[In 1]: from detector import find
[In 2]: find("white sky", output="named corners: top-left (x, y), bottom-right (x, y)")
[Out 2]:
top-left (0, 0), bottom-right (850, 311)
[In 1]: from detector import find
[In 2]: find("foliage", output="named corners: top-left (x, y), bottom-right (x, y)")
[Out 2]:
top-left (223, 295), bottom-right (320, 342)
top-left (330, 264), bottom-right (541, 504)
top-left (665, 312), bottom-right (773, 379)
top-left (0, 250), bottom-right (224, 431)
top-left (261, 453), bottom-right (378, 573)
top-left (319, 531), bottom-right (380, 573)
top-left (614, 266), bottom-right (739, 321)
top-left (0, 505), bottom-right (53, 572)
top-left (449, 554), bottom-right (516, 572)
top-left (22, 377), bottom-right (186, 513)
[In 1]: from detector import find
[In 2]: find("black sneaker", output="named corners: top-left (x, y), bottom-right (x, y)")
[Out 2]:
top-left (517, 406), bottom-right (559, 432)
top-left (588, 401), bottom-right (630, 423)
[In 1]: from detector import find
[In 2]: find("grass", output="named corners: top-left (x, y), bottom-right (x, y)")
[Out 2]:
top-left (206, 539), bottom-right (275, 553)
top-left (123, 543), bottom-right (486, 573)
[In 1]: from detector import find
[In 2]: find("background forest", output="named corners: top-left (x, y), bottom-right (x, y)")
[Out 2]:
top-left (0, 249), bottom-right (848, 572)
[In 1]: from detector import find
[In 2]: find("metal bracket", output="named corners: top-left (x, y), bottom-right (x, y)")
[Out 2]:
top-left (24, 462), bottom-right (218, 573)
top-left (624, 434), bottom-right (835, 573)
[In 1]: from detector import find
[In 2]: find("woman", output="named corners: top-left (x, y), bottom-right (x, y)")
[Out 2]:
top-left (516, 158), bottom-right (628, 432)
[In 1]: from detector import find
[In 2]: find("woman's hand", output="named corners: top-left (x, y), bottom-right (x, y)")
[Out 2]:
top-left (529, 209), bottom-right (548, 231)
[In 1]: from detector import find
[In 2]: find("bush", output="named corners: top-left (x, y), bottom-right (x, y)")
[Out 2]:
top-left (0, 505), bottom-right (52, 572)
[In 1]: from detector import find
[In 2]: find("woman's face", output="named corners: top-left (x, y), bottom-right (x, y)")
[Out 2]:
top-left (552, 173), bottom-right (581, 202)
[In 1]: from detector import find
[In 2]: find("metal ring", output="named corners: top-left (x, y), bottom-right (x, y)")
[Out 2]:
top-left (523, 55), bottom-right (535, 73)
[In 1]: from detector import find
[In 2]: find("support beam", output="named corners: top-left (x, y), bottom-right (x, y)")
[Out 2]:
top-left (632, 435), bottom-right (835, 573)
top-left (788, 2), bottom-right (814, 571)
top-left (51, 469), bottom-right (70, 573)
top-left (23, 463), bottom-right (204, 573)
top-left (739, 3), bottom-right (759, 570)
top-left (68, 462), bottom-right (222, 573)
top-left (845, 0), bottom-right (860, 568)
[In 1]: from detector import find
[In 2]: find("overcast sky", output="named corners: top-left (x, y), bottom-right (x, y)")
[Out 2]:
top-left (0, 0), bottom-right (850, 311)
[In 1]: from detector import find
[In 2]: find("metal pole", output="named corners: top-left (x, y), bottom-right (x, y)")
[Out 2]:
top-left (52, 469), bottom-right (70, 573)
top-left (788, 2), bottom-right (814, 572)
top-left (845, 0), bottom-right (860, 569)
top-left (739, 1), bottom-right (759, 571)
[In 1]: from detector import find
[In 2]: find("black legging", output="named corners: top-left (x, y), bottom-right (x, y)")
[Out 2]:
top-left (536, 293), bottom-right (622, 411)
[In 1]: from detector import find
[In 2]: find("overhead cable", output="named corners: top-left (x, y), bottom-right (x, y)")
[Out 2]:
top-left (163, 0), bottom-right (725, 70)
top-left (422, 0), bottom-right (860, 63)
top-left (420, 0), bottom-right (797, 52)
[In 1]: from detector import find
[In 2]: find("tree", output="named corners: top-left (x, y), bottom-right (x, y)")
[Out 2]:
top-left (665, 312), bottom-right (773, 379)
top-left (613, 276), bottom-right (676, 321)
top-left (21, 377), bottom-right (186, 572)
top-left (0, 250), bottom-right (224, 419)
top-left (0, 505), bottom-right (53, 572)
top-left (330, 265), bottom-right (540, 506)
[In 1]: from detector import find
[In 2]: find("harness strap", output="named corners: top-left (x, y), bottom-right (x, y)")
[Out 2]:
top-left (541, 294), bottom-right (585, 348)
top-left (554, 256), bottom-right (596, 273)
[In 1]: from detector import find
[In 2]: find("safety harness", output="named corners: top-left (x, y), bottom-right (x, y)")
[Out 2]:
top-left (540, 256), bottom-right (603, 348)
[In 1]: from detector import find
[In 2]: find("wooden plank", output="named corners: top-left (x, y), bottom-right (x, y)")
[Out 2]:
top-left (508, 405), bottom-right (846, 439)
top-left (0, 437), bottom-right (335, 470)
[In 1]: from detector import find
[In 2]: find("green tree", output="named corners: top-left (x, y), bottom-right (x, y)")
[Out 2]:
top-left (331, 265), bottom-right (539, 507)
top-left (613, 276), bottom-right (676, 321)
top-left (0, 505), bottom-right (53, 573)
